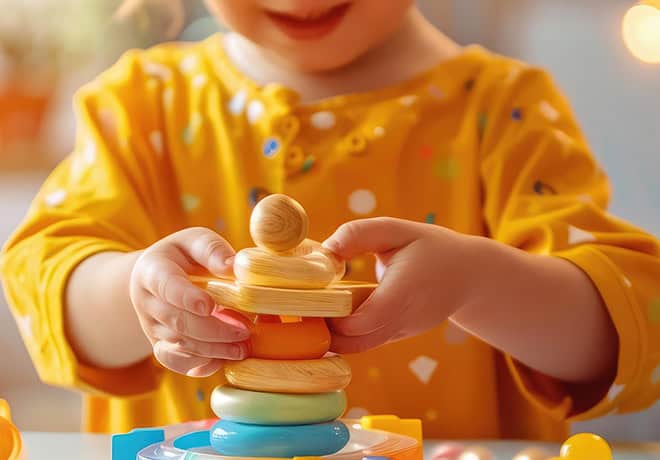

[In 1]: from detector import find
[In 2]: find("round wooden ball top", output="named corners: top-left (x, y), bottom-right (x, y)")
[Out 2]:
top-left (250, 194), bottom-right (309, 253)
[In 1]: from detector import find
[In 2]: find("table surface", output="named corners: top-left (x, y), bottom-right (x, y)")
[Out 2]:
top-left (21, 432), bottom-right (660, 460)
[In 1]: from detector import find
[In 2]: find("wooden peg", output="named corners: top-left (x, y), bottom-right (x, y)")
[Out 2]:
top-left (250, 194), bottom-right (309, 253)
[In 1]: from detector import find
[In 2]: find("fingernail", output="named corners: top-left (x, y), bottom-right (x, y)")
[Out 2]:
top-left (213, 309), bottom-right (251, 334)
top-left (321, 239), bottom-right (337, 252)
top-left (196, 300), bottom-right (211, 315)
top-left (230, 344), bottom-right (244, 360)
top-left (210, 252), bottom-right (225, 272)
top-left (186, 361), bottom-right (213, 377)
top-left (170, 348), bottom-right (195, 359)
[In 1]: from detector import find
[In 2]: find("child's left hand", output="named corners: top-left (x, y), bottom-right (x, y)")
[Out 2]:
top-left (322, 217), bottom-right (481, 353)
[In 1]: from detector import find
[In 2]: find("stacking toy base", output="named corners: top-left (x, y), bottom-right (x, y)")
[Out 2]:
top-left (112, 416), bottom-right (423, 460)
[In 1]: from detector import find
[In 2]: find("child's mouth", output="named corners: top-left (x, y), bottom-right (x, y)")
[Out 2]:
top-left (265, 3), bottom-right (351, 41)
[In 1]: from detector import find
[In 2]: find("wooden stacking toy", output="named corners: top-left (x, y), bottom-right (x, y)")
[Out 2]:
top-left (192, 194), bottom-right (376, 458)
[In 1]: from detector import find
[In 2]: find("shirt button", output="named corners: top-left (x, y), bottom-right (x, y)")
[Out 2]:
top-left (343, 133), bottom-right (367, 155)
top-left (285, 146), bottom-right (316, 176)
top-left (278, 115), bottom-right (300, 140)
top-left (263, 83), bottom-right (299, 105)
top-left (285, 146), bottom-right (305, 174)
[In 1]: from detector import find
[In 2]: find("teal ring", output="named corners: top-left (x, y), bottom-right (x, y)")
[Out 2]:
top-left (210, 420), bottom-right (350, 457)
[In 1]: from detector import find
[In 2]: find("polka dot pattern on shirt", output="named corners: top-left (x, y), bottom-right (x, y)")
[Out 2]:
top-left (192, 74), bottom-right (208, 88)
top-left (372, 126), bottom-right (386, 138)
top-left (181, 194), bottom-right (200, 212)
top-left (44, 189), bottom-right (67, 208)
top-left (149, 131), bottom-right (164, 155)
top-left (82, 140), bottom-right (97, 165)
top-left (179, 55), bottom-right (199, 73)
top-left (263, 137), bottom-right (281, 158)
top-left (348, 189), bottom-right (377, 215)
top-left (419, 145), bottom-right (434, 159)
top-left (649, 298), bottom-right (660, 323)
top-left (538, 100), bottom-right (560, 122)
top-left (310, 111), bottom-right (336, 130)
top-left (478, 113), bottom-right (488, 138)
top-left (533, 180), bottom-right (557, 195)
top-left (427, 84), bottom-right (445, 100)
top-left (17, 315), bottom-right (32, 341)
top-left (408, 355), bottom-right (438, 384)
top-left (228, 90), bottom-right (248, 115)
top-left (182, 114), bottom-right (202, 145)
top-left (568, 226), bottom-right (596, 245)
top-left (399, 95), bottom-right (418, 106)
top-left (163, 88), bottom-right (174, 107)
top-left (247, 100), bottom-right (265, 124)
top-left (433, 157), bottom-right (460, 179)
top-left (249, 187), bottom-right (270, 208)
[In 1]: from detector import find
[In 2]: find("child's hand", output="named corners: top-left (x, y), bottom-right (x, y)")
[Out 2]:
top-left (129, 227), bottom-right (250, 377)
top-left (323, 218), bottom-right (477, 354)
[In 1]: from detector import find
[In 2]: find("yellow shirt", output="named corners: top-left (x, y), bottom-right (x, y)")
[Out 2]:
top-left (2, 34), bottom-right (659, 440)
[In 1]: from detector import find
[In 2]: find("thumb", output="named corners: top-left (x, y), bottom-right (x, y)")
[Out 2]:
top-left (322, 217), bottom-right (424, 260)
top-left (166, 227), bottom-right (235, 277)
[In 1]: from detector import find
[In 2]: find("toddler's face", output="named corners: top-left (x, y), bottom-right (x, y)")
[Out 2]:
top-left (204, 0), bottom-right (414, 72)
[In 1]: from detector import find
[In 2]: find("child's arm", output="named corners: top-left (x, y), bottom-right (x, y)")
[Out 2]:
top-left (64, 251), bottom-right (149, 369)
top-left (324, 218), bottom-right (617, 385)
top-left (65, 227), bottom-right (247, 377)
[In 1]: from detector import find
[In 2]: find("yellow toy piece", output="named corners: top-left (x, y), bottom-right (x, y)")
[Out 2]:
top-left (360, 415), bottom-right (423, 446)
top-left (0, 399), bottom-right (23, 460)
top-left (547, 433), bottom-right (613, 460)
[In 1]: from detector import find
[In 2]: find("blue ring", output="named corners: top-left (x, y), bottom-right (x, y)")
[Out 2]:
top-left (210, 420), bottom-right (349, 457)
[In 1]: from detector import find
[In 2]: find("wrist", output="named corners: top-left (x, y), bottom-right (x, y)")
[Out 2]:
top-left (452, 234), bottom-right (508, 309)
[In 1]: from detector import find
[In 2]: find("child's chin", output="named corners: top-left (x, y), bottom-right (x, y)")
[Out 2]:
top-left (276, 47), bottom-right (365, 74)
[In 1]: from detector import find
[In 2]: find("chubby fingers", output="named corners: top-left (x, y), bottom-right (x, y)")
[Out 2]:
top-left (322, 217), bottom-right (425, 260)
top-left (153, 341), bottom-right (225, 377)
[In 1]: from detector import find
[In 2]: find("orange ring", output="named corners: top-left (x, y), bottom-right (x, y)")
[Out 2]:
top-left (251, 315), bottom-right (331, 360)
top-left (215, 310), bottom-right (331, 360)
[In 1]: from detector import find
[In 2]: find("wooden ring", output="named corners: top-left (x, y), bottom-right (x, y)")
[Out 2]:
top-left (234, 240), bottom-right (345, 289)
top-left (210, 385), bottom-right (346, 425)
top-left (224, 356), bottom-right (352, 394)
top-left (250, 315), bottom-right (330, 359)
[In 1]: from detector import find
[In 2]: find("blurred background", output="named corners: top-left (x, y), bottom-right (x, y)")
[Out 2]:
top-left (0, 0), bottom-right (659, 440)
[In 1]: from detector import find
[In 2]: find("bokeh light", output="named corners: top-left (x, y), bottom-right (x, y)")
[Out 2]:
top-left (622, 1), bottom-right (660, 64)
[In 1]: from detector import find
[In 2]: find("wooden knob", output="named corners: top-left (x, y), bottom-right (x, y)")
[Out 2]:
top-left (250, 194), bottom-right (309, 253)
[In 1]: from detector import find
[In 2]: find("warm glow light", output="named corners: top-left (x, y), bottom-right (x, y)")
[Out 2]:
top-left (622, 2), bottom-right (660, 63)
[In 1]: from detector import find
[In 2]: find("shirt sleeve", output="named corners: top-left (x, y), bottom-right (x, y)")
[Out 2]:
top-left (478, 64), bottom-right (660, 421)
top-left (0, 49), bottom-right (184, 397)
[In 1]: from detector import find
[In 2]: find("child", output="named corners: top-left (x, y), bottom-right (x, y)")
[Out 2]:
top-left (2, 0), bottom-right (659, 440)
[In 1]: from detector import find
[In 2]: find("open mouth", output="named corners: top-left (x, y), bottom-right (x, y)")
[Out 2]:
top-left (265, 3), bottom-right (352, 41)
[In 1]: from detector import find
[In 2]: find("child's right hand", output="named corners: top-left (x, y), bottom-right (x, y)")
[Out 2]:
top-left (129, 227), bottom-right (251, 377)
